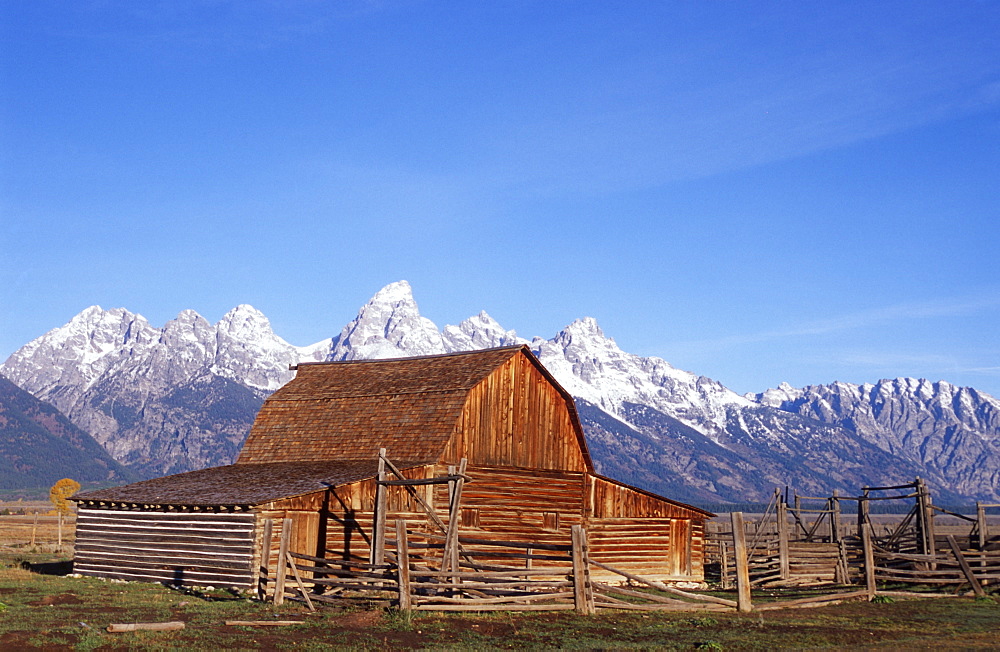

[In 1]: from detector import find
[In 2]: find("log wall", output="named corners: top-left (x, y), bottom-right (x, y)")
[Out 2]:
top-left (268, 466), bottom-right (708, 584)
top-left (73, 508), bottom-right (256, 588)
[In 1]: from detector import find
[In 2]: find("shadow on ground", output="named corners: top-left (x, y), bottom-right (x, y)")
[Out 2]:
top-left (26, 560), bottom-right (73, 575)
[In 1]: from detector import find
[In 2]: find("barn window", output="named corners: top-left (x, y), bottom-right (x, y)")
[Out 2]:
top-left (461, 508), bottom-right (480, 529)
top-left (542, 512), bottom-right (560, 532)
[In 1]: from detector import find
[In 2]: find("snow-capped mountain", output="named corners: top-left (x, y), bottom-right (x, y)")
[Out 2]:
top-left (753, 380), bottom-right (1000, 502)
top-left (1, 305), bottom-right (301, 476)
top-left (532, 317), bottom-right (753, 442)
top-left (2, 280), bottom-right (997, 502)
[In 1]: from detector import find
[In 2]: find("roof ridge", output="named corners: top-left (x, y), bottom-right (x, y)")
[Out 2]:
top-left (265, 387), bottom-right (469, 401)
top-left (293, 344), bottom-right (526, 368)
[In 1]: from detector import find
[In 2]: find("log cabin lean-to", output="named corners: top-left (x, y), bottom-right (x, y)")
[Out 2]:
top-left (72, 345), bottom-right (713, 589)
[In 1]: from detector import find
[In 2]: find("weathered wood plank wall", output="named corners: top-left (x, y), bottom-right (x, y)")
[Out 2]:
top-left (74, 508), bottom-right (255, 588)
top-left (446, 355), bottom-right (587, 471)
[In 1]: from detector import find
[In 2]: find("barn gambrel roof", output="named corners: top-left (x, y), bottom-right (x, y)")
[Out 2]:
top-left (237, 345), bottom-right (590, 467)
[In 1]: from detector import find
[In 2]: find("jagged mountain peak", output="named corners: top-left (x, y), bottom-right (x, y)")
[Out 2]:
top-left (442, 310), bottom-right (526, 352)
top-left (534, 317), bottom-right (753, 440)
top-left (370, 279), bottom-right (417, 305)
top-left (562, 316), bottom-right (606, 338)
top-left (217, 304), bottom-right (280, 340)
top-left (328, 281), bottom-right (445, 361)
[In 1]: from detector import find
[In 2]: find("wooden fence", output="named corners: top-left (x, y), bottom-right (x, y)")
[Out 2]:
top-left (260, 474), bottom-right (998, 613)
top-left (706, 481), bottom-right (1000, 598)
top-left (264, 518), bottom-right (730, 614)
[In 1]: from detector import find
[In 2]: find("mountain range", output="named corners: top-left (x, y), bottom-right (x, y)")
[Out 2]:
top-left (3, 280), bottom-right (998, 503)
top-left (0, 374), bottom-right (134, 491)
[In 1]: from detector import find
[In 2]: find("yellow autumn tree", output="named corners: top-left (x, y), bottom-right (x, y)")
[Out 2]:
top-left (49, 478), bottom-right (80, 551)
top-left (49, 478), bottom-right (80, 515)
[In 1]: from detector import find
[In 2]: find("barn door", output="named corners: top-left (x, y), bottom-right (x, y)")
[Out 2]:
top-left (289, 512), bottom-right (320, 557)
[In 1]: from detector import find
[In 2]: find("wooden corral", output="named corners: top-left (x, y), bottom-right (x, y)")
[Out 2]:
top-left (706, 481), bottom-right (1000, 596)
top-left (72, 346), bottom-right (711, 594)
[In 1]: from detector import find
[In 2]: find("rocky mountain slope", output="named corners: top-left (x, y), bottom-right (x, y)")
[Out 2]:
top-left (754, 380), bottom-right (1000, 502)
top-left (1, 305), bottom-right (297, 477)
top-left (2, 280), bottom-right (997, 502)
top-left (0, 374), bottom-right (134, 491)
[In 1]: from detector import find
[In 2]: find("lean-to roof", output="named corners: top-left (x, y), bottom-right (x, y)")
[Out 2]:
top-left (72, 460), bottom-right (427, 507)
top-left (238, 346), bottom-right (527, 464)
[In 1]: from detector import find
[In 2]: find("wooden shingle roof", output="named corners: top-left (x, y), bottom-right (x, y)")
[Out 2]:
top-left (72, 460), bottom-right (426, 507)
top-left (237, 346), bottom-right (527, 464)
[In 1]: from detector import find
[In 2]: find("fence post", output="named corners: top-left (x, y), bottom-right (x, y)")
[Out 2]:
top-left (571, 525), bottom-right (594, 615)
top-left (858, 489), bottom-right (869, 540)
top-left (794, 495), bottom-right (804, 540)
top-left (396, 519), bottom-right (412, 611)
top-left (835, 538), bottom-right (849, 585)
top-left (258, 518), bottom-right (274, 600)
top-left (977, 502), bottom-right (987, 569)
top-left (274, 518), bottom-right (292, 606)
top-left (831, 490), bottom-right (842, 543)
top-left (372, 448), bottom-right (388, 566)
top-left (720, 541), bottom-right (730, 589)
top-left (777, 498), bottom-right (790, 581)
top-left (582, 526), bottom-right (595, 614)
top-left (861, 521), bottom-right (876, 600)
top-left (923, 481), bottom-right (937, 560)
top-left (730, 512), bottom-right (752, 613)
top-left (443, 458), bottom-right (467, 580)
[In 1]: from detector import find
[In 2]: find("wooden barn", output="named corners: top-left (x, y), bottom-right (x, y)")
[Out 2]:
top-left (72, 345), bottom-right (712, 592)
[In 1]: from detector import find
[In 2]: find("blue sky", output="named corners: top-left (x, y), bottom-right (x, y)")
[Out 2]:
top-left (2, 1), bottom-right (999, 397)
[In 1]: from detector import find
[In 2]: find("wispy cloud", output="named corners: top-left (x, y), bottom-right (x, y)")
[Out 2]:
top-left (963, 366), bottom-right (1000, 376)
top-left (682, 292), bottom-right (1000, 351)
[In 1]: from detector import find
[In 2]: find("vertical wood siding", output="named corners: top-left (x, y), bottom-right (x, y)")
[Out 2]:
top-left (73, 508), bottom-right (255, 588)
top-left (446, 355), bottom-right (588, 471)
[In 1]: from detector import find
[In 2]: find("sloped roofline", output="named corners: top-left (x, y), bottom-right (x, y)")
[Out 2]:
top-left (294, 345), bottom-right (595, 473)
top-left (591, 471), bottom-right (716, 518)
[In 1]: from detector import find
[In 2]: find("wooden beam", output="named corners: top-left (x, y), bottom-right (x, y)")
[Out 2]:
top-left (977, 502), bottom-right (987, 569)
top-left (777, 498), bottom-right (789, 580)
top-left (259, 518), bottom-right (274, 600)
top-left (286, 551), bottom-right (316, 612)
top-left (225, 621), bottom-right (304, 627)
top-left (107, 622), bottom-right (185, 632)
top-left (571, 525), bottom-right (594, 615)
top-left (372, 448), bottom-right (388, 566)
top-left (946, 535), bottom-right (986, 598)
top-left (443, 458), bottom-right (467, 576)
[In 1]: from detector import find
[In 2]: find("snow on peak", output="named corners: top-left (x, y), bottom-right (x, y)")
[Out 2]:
top-left (329, 281), bottom-right (446, 360)
top-left (370, 280), bottom-right (416, 306)
top-left (563, 316), bottom-right (606, 339)
top-left (534, 317), bottom-right (753, 438)
top-left (1, 306), bottom-right (158, 407)
top-left (212, 304), bottom-right (298, 391)
top-left (752, 382), bottom-right (804, 407)
top-left (442, 311), bottom-right (526, 352)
